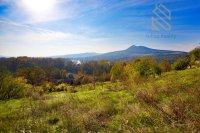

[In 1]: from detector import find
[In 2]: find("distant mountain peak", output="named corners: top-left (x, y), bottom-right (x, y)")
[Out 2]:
top-left (125, 45), bottom-right (153, 53)
top-left (51, 45), bottom-right (187, 61)
top-left (126, 45), bottom-right (149, 50)
top-left (127, 45), bottom-right (136, 49)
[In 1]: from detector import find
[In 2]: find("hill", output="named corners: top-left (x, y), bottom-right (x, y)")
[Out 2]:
top-left (53, 45), bottom-right (187, 62)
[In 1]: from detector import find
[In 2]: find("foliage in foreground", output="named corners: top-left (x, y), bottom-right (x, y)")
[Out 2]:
top-left (0, 70), bottom-right (32, 100)
top-left (0, 68), bottom-right (200, 132)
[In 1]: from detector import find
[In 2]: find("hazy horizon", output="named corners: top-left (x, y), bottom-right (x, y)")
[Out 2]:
top-left (0, 44), bottom-right (190, 58)
top-left (0, 0), bottom-right (200, 57)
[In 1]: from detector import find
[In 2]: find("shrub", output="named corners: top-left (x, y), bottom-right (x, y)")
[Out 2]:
top-left (42, 82), bottom-right (55, 92)
top-left (189, 48), bottom-right (200, 67)
top-left (55, 83), bottom-right (68, 91)
top-left (159, 60), bottom-right (171, 72)
top-left (0, 73), bottom-right (32, 100)
top-left (81, 75), bottom-right (93, 85)
top-left (173, 58), bottom-right (189, 70)
top-left (35, 86), bottom-right (44, 95)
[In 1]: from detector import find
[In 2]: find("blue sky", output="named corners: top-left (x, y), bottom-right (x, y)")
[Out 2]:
top-left (0, 0), bottom-right (200, 57)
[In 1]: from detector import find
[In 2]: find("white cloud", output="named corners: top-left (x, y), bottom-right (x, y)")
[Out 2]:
top-left (0, 19), bottom-right (77, 42)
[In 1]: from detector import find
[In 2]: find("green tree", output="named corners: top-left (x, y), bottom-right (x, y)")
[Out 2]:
top-left (110, 61), bottom-right (126, 82)
top-left (188, 48), bottom-right (200, 67)
top-left (124, 58), bottom-right (161, 84)
top-left (173, 58), bottom-right (189, 70)
top-left (16, 67), bottom-right (45, 85)
top-left (131, 58), bottom-right (161, 77)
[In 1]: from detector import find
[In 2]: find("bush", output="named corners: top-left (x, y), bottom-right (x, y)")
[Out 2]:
top-left (0, 73), bottom-right (32, 100)
top-left (55, 83), bottom-right (68, 91)
top-left (42, 82), bottom-right (55, 92)
top-left (189, 48), bottom-right (200, 67)
top-left (81, 75), bottom-right (93, 85)
top-left (159, 60), bottom-right (171, 72)
top-left (173, 58), bottom-right (189, 70)
top-left (35, 86), bottom-right (44, 95)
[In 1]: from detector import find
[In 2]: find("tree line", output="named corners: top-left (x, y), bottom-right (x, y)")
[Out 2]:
top-left (0, 47), bottom-right (199, 100)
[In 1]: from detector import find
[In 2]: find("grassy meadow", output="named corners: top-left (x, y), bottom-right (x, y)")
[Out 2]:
top-left (0, 68), bottom-right (200, 132)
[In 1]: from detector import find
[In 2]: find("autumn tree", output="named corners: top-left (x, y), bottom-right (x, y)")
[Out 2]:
top-left (0, 69), bottom-right (31, 100)
top-left (125, 58), bottom-right (161, 84)
top-left (110, 61), bottom-right (126, 82)
top-left (159, 60), bottom-right (171, 72)
top-left (16, 67), bottom-right (45, 85)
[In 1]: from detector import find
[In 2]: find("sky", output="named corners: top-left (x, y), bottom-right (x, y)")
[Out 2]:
top-left (0, 0), bottom-right (200, 57)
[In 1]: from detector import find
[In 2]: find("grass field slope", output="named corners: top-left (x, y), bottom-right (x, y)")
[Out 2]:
top-left (0, 68), bottom-right (200, 132)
